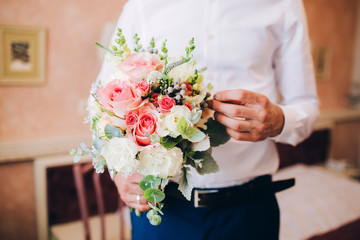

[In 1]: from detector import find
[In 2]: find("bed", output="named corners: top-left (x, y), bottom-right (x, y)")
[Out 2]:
top-left (275, 130), bottom-right (360, 240)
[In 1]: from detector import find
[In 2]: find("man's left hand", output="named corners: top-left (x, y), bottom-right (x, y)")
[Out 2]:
top-left (208, 89), bottom-right (284, 142)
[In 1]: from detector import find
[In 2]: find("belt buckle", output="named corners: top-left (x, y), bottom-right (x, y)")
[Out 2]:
top-left (194, 189), bottom-right (219, 208)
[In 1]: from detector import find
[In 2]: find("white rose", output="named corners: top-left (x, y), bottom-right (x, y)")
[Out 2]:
top-left (101, 137), bottom-right (139, 176)
top-left (158, 105), bottom-right (191, 138)
top-left (138, 146), bottom-right (183, 178)
top-left (167, 60), bottom-right (196, 82)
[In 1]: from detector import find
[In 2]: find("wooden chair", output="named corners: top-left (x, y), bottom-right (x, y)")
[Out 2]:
top-left (72, 163), bottom-right (128, 240)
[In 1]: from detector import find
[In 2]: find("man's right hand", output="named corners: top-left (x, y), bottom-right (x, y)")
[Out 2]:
top-left (113, 172), bottom-right (151, 212)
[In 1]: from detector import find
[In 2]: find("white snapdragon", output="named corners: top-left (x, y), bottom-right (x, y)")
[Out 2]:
top-left (158, 105), bottom-right (191, 138)
top-left (138, 145), bottom-right (183, 178)
top-left (100, 137), bottom-right (139, 176)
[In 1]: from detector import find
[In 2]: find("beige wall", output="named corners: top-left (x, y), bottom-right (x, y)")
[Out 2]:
top-left (0, 0), bottom-right (127, 143)
top-left (304, 0), bottom-right (359, 109)
top-left (0, 0), bottom-right (126, 239)
top-left (0, 0), bottom-right (359, 239)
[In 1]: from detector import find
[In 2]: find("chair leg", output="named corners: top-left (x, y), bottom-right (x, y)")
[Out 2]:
top-left (73, 164), bottom-right (91, 240)
top-left (93, 171), bottom-right (106, 240)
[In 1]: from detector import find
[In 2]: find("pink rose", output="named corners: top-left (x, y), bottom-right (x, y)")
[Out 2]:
top-left (137, 81), bottom-right (151, 96)
top-left (125, 111), bottom-right (138, 128)
top-left (134, 109), bottom-right (159, 146)
top-left (118, 52), bottom-right (164, 84)
top-left (97, 80), bottom-right (142, 117)
top-left (158, 95), bottom-right (176, 113)
top-left (150, 93), bottom-right (160, 106)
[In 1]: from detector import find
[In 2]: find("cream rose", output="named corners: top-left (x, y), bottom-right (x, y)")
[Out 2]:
top-left (101, 137), bottom-right (139, 176)
top-left (158, 105), bottom-right (191, 138)
top-left (138, 146), bottom-right (183, 178)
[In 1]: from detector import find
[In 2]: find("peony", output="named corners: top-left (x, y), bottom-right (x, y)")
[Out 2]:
top-left (134, 108), bottom-right (159, 146)
top-left (117, 52), bottom-right (164, 84)
top-left (158, 95), bottom-right (176, 113)
top-left (101, 137), bottom-right (139, 176)
top-left (138, 145), bottom-right (183, 178)
top-left (158, 105), bottom-right (191, 138)
top-left (97, 80), bottom-right (142, 117)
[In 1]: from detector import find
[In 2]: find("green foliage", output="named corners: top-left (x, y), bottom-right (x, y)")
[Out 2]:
top-left (177, 117), bottom-right (206, 143)
top-left (144, 189), bottom-right (165, 203)
top-left (160, 135), bottom-right (183, 149)
top-left (192, 150), bottom-right (219, 175)
top-left (140, 175), bottom-right (161, 191)
top-left (178, 167), bottom-right (193, 200)
top-left (133, 33), bottom-right (142, 52)
top-left (104, 124), bottom-right (124, 139)
top-left (204, 118), bottom-right (231, 147)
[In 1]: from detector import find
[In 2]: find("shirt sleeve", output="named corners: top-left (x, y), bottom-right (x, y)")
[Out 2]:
top-left (270, 0), bottom-right (319, 146)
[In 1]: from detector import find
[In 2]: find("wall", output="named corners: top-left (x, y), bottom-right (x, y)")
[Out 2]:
top-left (0, 0), bottom-right (126, 143)
top-left (0, 0), bottom-right (126, 239)
top-left (304, 0), bottom-right (359, 109)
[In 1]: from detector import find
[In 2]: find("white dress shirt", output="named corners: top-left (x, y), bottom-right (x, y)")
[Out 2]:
top-left (97, 0), bottom-right (319, 188)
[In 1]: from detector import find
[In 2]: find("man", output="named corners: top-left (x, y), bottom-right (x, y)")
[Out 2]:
top-left (99, 0), bottom-right (319, 239)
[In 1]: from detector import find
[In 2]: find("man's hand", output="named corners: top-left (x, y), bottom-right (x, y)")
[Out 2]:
top-left (113, 172), bottom-right (151, 212)
top-left (208, 89), bottom-right (284, 142)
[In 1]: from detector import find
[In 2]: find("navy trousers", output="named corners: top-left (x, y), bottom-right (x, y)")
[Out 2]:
top-left (130, 193), bottom-right (280, 240)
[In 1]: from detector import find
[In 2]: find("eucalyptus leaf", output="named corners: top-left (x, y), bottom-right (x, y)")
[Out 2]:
top-left (105, 124), bottom-right (123, 139)
top-left (177, 116), bottom-right (188, 134)
top-left (92, 135), bottom-right (103, 151)
top-left (140, 175), bottom-right (159, 191)
top-left (148, 202), bottom-right (164, 215)
top-left (149, 214), bottom-right (162, 226)
top-left (144, 189), bottom-right (165, 203)
top-left (183, 126), bottom-right (206, 143)
top-left (160, 135), bottom-right (183, 149)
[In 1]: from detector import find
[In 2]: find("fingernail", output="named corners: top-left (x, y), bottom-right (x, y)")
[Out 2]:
top-left (214, 93), bottom-right (220, 100)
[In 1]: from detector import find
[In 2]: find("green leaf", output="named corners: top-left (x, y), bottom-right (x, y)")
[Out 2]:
top-left (148, 202), bottom-right (164, 215)
top-left (193, 150), bottom-right (219, 175)
top-left (140, 175), bottom-right (159, 191)
top-left (204, 118), bottom-right (231, 147)
top-left (178, 167), bottom-right (193, 201)
top-left (183, 126), bottom-right (206, 143)
top-left (177, 116), bottom-right (188, 134)
top-left (160, 135), bottom-right (183, 149)
top-left (92, 135), bottom-right (102, 151)
top-left (177, 116), bottom-right (206, 143)
top-left (144, 189), bottom-right (165, 203)
top-left (149, 214), bottom-right (162, 226)
top-left (104, 124), bottom-right (123, 139)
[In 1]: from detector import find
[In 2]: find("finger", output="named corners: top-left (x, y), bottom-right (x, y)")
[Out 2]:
top-left (226, 128), bottom-right (264, 142)
top-left (209, 100), bottom-right (255, 119)
top-left (214, 89), bottom-right (265, 105)
top-left (129, 203), bottom-right (151, 212)
top-left (214, 112), bottom-right (251, 132)
top-left (126, 172), bottom-right (144, 183)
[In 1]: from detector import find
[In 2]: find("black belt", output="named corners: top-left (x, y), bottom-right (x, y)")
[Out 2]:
top-left (165, 175), bottom-right (295, 208)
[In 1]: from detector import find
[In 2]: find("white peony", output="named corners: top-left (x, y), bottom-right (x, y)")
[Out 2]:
top-left (158, 105), bottom-right (191, 138)
top-left (138, 146), bottom-right (183, 178)
top-left (101, 137), bottom-right (139, 176)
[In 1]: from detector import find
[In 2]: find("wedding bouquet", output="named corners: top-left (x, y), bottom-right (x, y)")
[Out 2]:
top-left (71, 28), bottom-right (230, 225)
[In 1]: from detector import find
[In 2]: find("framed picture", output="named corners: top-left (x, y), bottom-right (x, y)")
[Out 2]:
top-left (0, 25), bottom-right (46, 86)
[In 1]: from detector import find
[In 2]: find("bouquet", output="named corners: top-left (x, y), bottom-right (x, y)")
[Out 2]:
top-left (71, 28), bottom-right (230, 226)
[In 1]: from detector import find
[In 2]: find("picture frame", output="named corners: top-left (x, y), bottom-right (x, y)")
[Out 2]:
top-left (0, 25), bottom-right (46, 86)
